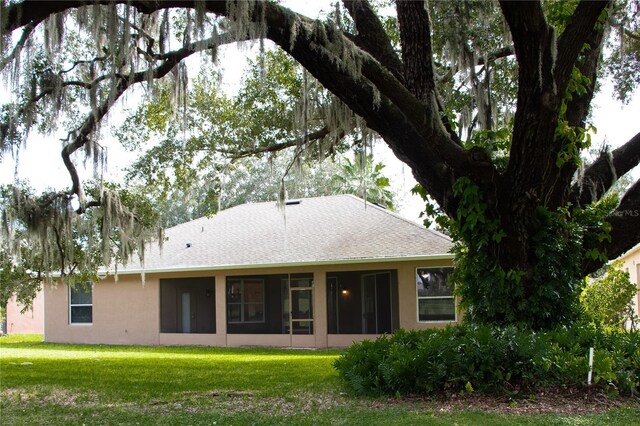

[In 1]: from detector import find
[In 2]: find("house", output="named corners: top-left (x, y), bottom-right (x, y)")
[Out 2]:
top-left (2, 291), bottom-right (44, 335)
top-left (616, 242), bottom-right (640, 325)
top-left (43, 195), bottom-right (456, 348)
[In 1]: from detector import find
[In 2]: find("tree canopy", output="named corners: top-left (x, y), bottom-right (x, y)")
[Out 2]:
top-left (119, 47), bottom-right (396, 226)
top-left (580, 260), bottom-right (639, 329)
top-left (1, 0), bottom-right (639, 328)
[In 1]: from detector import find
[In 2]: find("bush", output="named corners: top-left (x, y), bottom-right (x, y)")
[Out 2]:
top-left (333, 324), bottom-right (640, 396)
top-left (580, 260), bottom-right (639, 329)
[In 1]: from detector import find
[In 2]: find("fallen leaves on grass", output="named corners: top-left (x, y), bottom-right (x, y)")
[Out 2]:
top-left (1, 386), bottom-right (638, 417)
top-left (370, 388), bottom-right (640, 416)
top-left (1, 387), bottom-right (99, 407)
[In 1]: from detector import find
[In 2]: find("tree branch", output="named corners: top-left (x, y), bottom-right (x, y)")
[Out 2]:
top-left (499, 1), bottom-right (609, 212)
top-left (59, 54), bottom-right (109, 75)
top-left (60, 36), bottom-right (220, 209)
top-left (2, 1), bottom-right (68, 34)
top-left (547, 13), bottom-right (608, 208)
top-left (499, 1), bottom-right (563, 219)
top-left (433, 45), bottom-right (514, 79)
top-left (0, 18), bottom-right (40, 72)
top-left (1, 1), bottom-right (194, 35)
top-left (477, 46), bottom-right (515, 65)
top-left (1, 34), bottom-right (222, 151)
top-left (216, 126), bottom-right (334, 160)
top-left (342, 0), bottom-right (403, 83)
top-left (582, 179), bottom-right (640, 275)
top-left (253, 3), bottom-right (468, 212)
top-left (396, 0), bottom-right (435, 103)
top-left (255, 0), bottom-right (505, 213)
top-left (570, 131), bottom-right (640, 206)
top-left (554, 1), bottom-right (609, 91)
top-left (622, 28), bottom-right (640, 42)
top-left (499, 0), bottom-right (549, 89)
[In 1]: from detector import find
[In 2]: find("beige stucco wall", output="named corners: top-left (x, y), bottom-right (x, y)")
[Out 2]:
top-left (44, 277), bottom-right (160, 345)
top-left (5, 290), bottom-right (44, 334)
top-left (44, 258), bottom-right (456, 348)
top-left (617, 243), bottom-right (640, 320)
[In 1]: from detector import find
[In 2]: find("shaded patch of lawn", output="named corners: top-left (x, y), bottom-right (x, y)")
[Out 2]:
top-left (1, 335), bottom-right (638, 425)
top-left (0, 333), bottom-right (43, 344)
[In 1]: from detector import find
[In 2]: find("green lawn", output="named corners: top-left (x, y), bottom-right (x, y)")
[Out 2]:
top-left (1, 335), bottom-right (638, 425)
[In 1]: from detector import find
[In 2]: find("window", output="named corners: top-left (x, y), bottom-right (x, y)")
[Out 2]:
top-left (227, 279), bottom-right (264, 323)
top-left (416, 267), bottom-right (455, 322)
top-left (69, 284), bottom-right (92, 324)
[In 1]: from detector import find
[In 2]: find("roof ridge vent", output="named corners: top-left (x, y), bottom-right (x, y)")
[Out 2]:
top-left (285, 200), bottom-right (302, 205)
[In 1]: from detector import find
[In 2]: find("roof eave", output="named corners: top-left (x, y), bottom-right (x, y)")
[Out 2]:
top-left (104, 254), bottom-right (455, 277)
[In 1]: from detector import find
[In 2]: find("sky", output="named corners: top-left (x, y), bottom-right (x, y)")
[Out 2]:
top-left (1, 1), bottom-right (639, 223)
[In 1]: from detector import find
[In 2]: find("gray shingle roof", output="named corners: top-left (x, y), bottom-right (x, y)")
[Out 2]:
top-left (121, 195), bottom-right (452, 273)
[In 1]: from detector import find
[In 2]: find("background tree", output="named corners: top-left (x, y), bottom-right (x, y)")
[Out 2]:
top-left (1, 0), bottom-right (639, 328)
top-left (120, 48), bottom-right (395, 226)
top-left (134, 152), bottom-right (395, 229)
top-left (604, 0), bottom-right (640, 103)
top-left (581, 260), bottom-right (639, 329)
top-left (331, 152), bottom-right (395, 210)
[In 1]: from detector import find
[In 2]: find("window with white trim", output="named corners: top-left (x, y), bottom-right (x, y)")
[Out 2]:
top-left (69, 284), bottom-right (93, 324)
top-left (416, 267), bottom-right (455, 322)
top-left (227, 278), bottom-right (265, 323)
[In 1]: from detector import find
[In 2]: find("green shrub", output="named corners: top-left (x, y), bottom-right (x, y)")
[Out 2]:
top-left (333, 324), bottom-right (640, 396)
top-left (580, 260), bottom-right (639, 329)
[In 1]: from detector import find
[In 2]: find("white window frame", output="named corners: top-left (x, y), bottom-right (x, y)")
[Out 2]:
top-left (69, 284), bottom-right (93, 325)
top-left (416, 267), bottom-right (456, 323)
top-left (227, 278), bottom-right (265, 324)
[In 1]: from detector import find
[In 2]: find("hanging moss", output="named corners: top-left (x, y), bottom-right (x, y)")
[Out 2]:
top-left (226, 0), bottom-right (266, 43)
top-left (1, 180), bottom-right (162, 289)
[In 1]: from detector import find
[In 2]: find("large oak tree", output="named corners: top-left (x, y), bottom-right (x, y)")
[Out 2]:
top-left (1, 0), bottom-right (639, 327)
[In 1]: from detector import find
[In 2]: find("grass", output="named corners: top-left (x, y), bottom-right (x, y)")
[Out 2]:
top-left (1, 335), bottom-right (639, 425)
